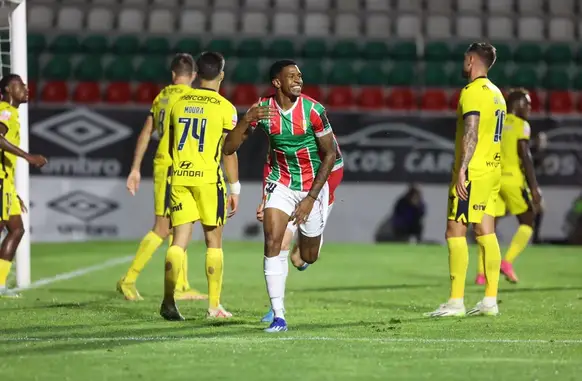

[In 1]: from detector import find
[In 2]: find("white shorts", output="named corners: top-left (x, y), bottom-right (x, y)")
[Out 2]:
top-left (286, 201), bottom-right (334, 236)
top-left (264, 181), bottom-right (329, 238)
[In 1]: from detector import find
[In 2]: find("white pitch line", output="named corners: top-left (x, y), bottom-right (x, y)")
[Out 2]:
top-left (12, 255), bottom-right (134, 292)
top-left (2, 337), bottom-right (582, 345)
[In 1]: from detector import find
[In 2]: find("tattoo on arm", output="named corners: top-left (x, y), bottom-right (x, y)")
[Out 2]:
top-left (518, 139), bottom-right (539, 190)
top-left (308, 133), bottom-right (335, 199)
top-left (460, 114), bottom-right (479, 170)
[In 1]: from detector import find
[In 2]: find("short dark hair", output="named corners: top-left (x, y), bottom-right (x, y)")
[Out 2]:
top-left (170, 53), bottom-right (195, 77)
top-left (506, 88), bottom-right (530, 107)
top-left (0, 74), bottom-right (20, 96)
top-left (269, 59), bottom-right (297, 81)
top-left (195, 52), bottom-right (225, 81)
top-left (466, 42), bottom-right (497, 69)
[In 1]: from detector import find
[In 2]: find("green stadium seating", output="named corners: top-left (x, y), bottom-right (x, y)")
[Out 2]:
top-left (28, 56), bottom-right (39, 81)
top-left (302, 39), bottom-right (327, 59)
top-left (237, 39), bottom-right (263, 58)
top-left (327, 61), bottom-right (356, 85)
top-left (358, 62), bottom-right (384, 85)
top-left (173, 38), bottom-right (201, 56)
top-left (425, 42), bottom-right (450, 62)
top-left (143, 37), bottom-right (170, 55)
top-left (112, 35), bottom-right (140, 55)
top-left (331, 40), bottom-right (359, 59)
top-left (28, 34), bottom-right (46, 54)
top-left (301, 60), bottom-right (324, 85)
top-left (266, 39), bottom-right (296, 58)
top-left (42, 55), bottom-right (72, 80)
top-left (1, 54), bottom-right (9, 76)
top-left (232, 59), bottom-right (260, 83)
top-left (74, 55), bottom-right (103, 81)
top-left (488, 63), bottom-right (509, 88)
top-left (451, 43), bottom-right (470, 60)
top-left (494, 43), bottom-right (512, 62)
top-left (50, 35), bottom-right (79, 54)
top-left (386, 62), bottom-right (415, 86)
top-left (206, 39), bottom-right (233, 58)
top-left (572, 70), bottom-right (582, 90)
top-left (543, 67), bottom-right (570, 90)
top-left (105, 56), bottom-right (134, 81)
top-left (390, 41), bottom-right (416, 61)
top-left (514, 43), bottom-right (543, 63)
top-left (424, 64), bottom-right (448, 86)
top-left (362, 41), bottom-right (389, 60)
top-left (82, 35), bottom-right (109, 55)
top-left (136, 57), bottom-right (168, 82)
top-left (545, 44), bottom-right (572, 65)
top-left (448, 65), bottom-right (466, 87)
top-left (510, 66), bottom-right (538, 88)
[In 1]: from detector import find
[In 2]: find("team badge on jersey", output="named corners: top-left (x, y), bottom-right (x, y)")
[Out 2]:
top-left (0, 110), bottom-right (11, 121)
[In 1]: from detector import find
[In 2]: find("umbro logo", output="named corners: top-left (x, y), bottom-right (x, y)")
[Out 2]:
top-left (48, 190), bottom-right (118, 223)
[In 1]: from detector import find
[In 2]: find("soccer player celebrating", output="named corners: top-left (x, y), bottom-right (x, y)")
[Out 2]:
top-left (0, 74), bottom-right (47, 297)
top-left (427, 42), bottom-right (505, 317)
top-left (223, 60), bottom-right (337, 332)
top-left (475, 88), bottom-right (541, 285)
top-left (120, 54), bottom-right (206, 301)
top-left (160, 52), bottom-right (240, 321)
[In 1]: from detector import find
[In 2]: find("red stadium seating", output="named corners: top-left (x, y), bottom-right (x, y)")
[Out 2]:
top-left (548, 91), bottom-right (574, 113)
top-left (73, 82), bottom-right (101, 104)
top-left (449, 90), bottom-right (461, 110)
top-left (219, 85), bottom-right (229, 98)
top-left (105, 82), bottom-right (132, 104)
top-left (27, 81), bottom-right (37, 101)
top-left (302, 85), bottom-right (323, 100)
top-left (41, 81), bottom-right (69, 103)
top-left (134, 82), bottom-right (159, 104)
top-left (326, 86), bottom-right (354, 108)
top-left (421, 89), bottom-right (448, 110)
top-left (528, 90), bottom-right (542, 113)
top-left (232, 84), bottom-right (259, 106)
top-left (386, 88), bottom-right (415, 110)
top-left (359, 87), bottom-right (384, 109)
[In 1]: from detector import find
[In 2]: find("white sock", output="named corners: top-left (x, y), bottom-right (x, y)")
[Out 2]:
top-left (279, 250), bottom-right (289, 299)
top-left (448, 298), bottom-right (464, 307)
top-left (264, 255), bottom-right (285, 319)
top-left (483, 296), bottom-right (497, 306)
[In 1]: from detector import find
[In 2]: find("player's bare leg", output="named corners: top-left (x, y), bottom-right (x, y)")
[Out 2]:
top-left (159, 222), bottom-right (191, 321)
top-left (0, 215), bottom-right (24, 298)
top-left (202, 224), bottom-right (231, 318)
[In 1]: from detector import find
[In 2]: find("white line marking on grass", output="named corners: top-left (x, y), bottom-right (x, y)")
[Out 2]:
top-left (2, 337), bottom-right (582, 345)
top-left (12, 256), bottom-right (134, 292)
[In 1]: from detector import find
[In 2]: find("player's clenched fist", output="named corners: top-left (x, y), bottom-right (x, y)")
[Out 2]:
top-left (25, 154), bottom-right (47, 168)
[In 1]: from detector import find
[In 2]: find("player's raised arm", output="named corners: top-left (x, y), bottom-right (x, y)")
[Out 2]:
top-left (127, 114), bottom-right (154, 195)
top-left (0, 123), bottom-right (46, 167)
top-left (223, 103), bottom-right (273, 155)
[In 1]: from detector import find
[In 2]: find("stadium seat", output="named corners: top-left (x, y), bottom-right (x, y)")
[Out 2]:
top-left (174, 38), bottom-right (201, 55)
top-left (148, 9), bottom-right (174, 34)
top-left (549, 18), bottom-right (575, 41)
top-left (514, 43), bottom-right (543, 63)
top-left (274, 0), bottom-right (300, 9)
top-left (365, 15), bottom-right (391, 38)
top-left (28, 81), bottom-right (37, 101)
top-left (334, 14), bottom-right (361, 38)
top-left (82, 35), bottom-right (109, 54)
top-left (573, 70), bottom-right (582, 90)
top-left (74, 82), bottom-right (101, 103)
top-left (487, 16), bottom-right (513, 40)
top-left (331, 40), bottom-right (359, 59)
top-left (494, 43), bottom-right (512, 61)
top-left (327, 61), bottom-right (356, 85)
top-left (305, 0), bottom-right (331, 11)
top-left (241, 12), bottom-right (269, 35)
top-left (272, 12), bottom-right (300, 36)
top-left (183, 0), bottom-right (210, 6)
top-left (28, 57), bottom-right (39, 81)
top-left (232, 60), bottom-right (260, 84)
top-left (74, 56), bottom-right (103, 81)
top-left (426, 15), bottom-right (452, 38)
top-left (487, 0), bottom-right (512, 14)
top-left (488, 63), bottom-right (509, 87)
top-left (548, 91), bottom-right (574, 113)
top-left (214, 0), bottom-right (237, 8)
top-left (456, 15), bottom-right (482, 38)
top-left (29, 5), bottom-right (54, 29)
top-left (336, 0), bottom-right (360, 11)
top-left (211, 11), bottom-right (237, 34)
top-left (237, 39), bottom-right (264, 58)
top-left (302, 39), bottom-right (327, 59)
top-left (395, 14), bottom-right (420, 38)
top-left (549, 0), bottom-right (574, 16)
top-left (179, 10), bottom-right (206, 34)
top-left (511, 66), bottom-right (538, 88)
top-left (206, 39), bottom-right (234, 58)
top-left (41, 81), bottom-right (69, 103)
top-left (449, 90), bottom-right (461, 109)
top-left (358, 62), bottom-right (384, 85)
top-left (301, 85), bottom-right (323, 100)
top-left (545, 44), bottom-right (573, 65)
top-left (457, 0), bottom-right (482, 13)
top-left (143, 37), bottom-right (170, 55)
top-left (390, 41), bottom-right (416, 61)
top-left (304, 13), bottom-right (330, 36)
top-left (518, 17), bottom-right (544, 41)
top-left (124, 0), bottom-right (149, 4)
top-left (28, 34), bottom-right (46, 55)
top-left (231, 84), bottom-right (259, 106)
top-left (448, 65), bottom-right (467, 87)
top-left (424, 42), bottom-right (450, 61)
top-left (50, 35), bottom-right (80, 54)
top-left (301, 60), bottom-right (324, 84)
top-left (386, 88), bottom-right (416, 110)
top-left (112, 35), bottom-right (140, 55)
top-left (424, 64), bottom-right (448, 87)
top-left (57, 7), bottom-right (84, 31)
top-left (528, 90), bottom-right (542, 112)
top-left (266, 39), bottom-right (296, 58)
top-left (426, 0), bottom-right (453, 13)
top-left (105, 82), bottom-right (132, 104)
top-left (421, 89), bottom-right (448, 111)
top-left (395, 0), bottom-right (421, 12)
top-left (246, 0), bottom-right (270, 8)
top-left (517, 0), bottom-right (543, 15)
top-left (135, 58), bottom-right (167, 83)
top-left (326, 86), bottom-right (354, 108)
top-left (386, 63), bottom-right (415, 86)
top-left (105, 57), bottom-right (134, 81)
top-left (359, 87), bottom-right (384, 109)
top-left (543, 68), bottom-right (570, 90)
top-left (118, 9), bottom-right (145, 33)
top-left (362, 41), bottom-right (389, 60)
top-left (134, 82), bottom-right (159, 104)
top-left (365, 0), bottom-right (390, 11)
top-left (42, 56), bottom-right (72, 80)
top-left (86, 8), bottom-right (114, 32)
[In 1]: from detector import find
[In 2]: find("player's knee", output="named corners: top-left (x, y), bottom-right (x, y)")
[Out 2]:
top-left (518, 210), bottom-right (535, 227)
top-left (8, 225), bottom-right (24, 240)
top-left (152, 218), bottom-right (171, 239)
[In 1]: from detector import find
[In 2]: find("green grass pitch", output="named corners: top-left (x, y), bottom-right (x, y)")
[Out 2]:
top-left (1, 241), bottom-right (581, 380)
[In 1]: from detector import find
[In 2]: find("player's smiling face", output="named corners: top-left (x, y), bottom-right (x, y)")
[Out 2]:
top-left (279, 65), bottom-right (303, 97)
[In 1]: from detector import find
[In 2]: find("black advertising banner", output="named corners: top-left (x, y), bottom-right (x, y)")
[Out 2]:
top-left (28, 107), bottom-right (582, 186)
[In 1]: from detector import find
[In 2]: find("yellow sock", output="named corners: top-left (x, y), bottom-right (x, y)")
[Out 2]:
top-left (165, 245), bottom-right (185, 298)
top-left (447, 237), bottom-right (469, 300)
top-left (169, 234), bottom-right (190, 291)
top-left (0, 258), bottom-right (12, 286)
top-left (504, 225), bottom-right (533, 264)
top-left (477, 244), bottom-right (485, 275)
top-left (124, 231), bottom-right (163, 283)
top-left (206, 248), bottom-right (224, 309)
top-left (476, 233), bottom-right (501, 298)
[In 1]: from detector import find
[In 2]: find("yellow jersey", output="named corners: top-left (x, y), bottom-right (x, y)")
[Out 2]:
top-left (150, 84), bottom-right (192, 168)
top-left (169, 88), bottom-right (238, 186)
top-left (0, 102), bottom-right (20, 181)
top-left (500, 113), bottom-right (530, 184)
top-left (454, 77), bottom-right (506, 179)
